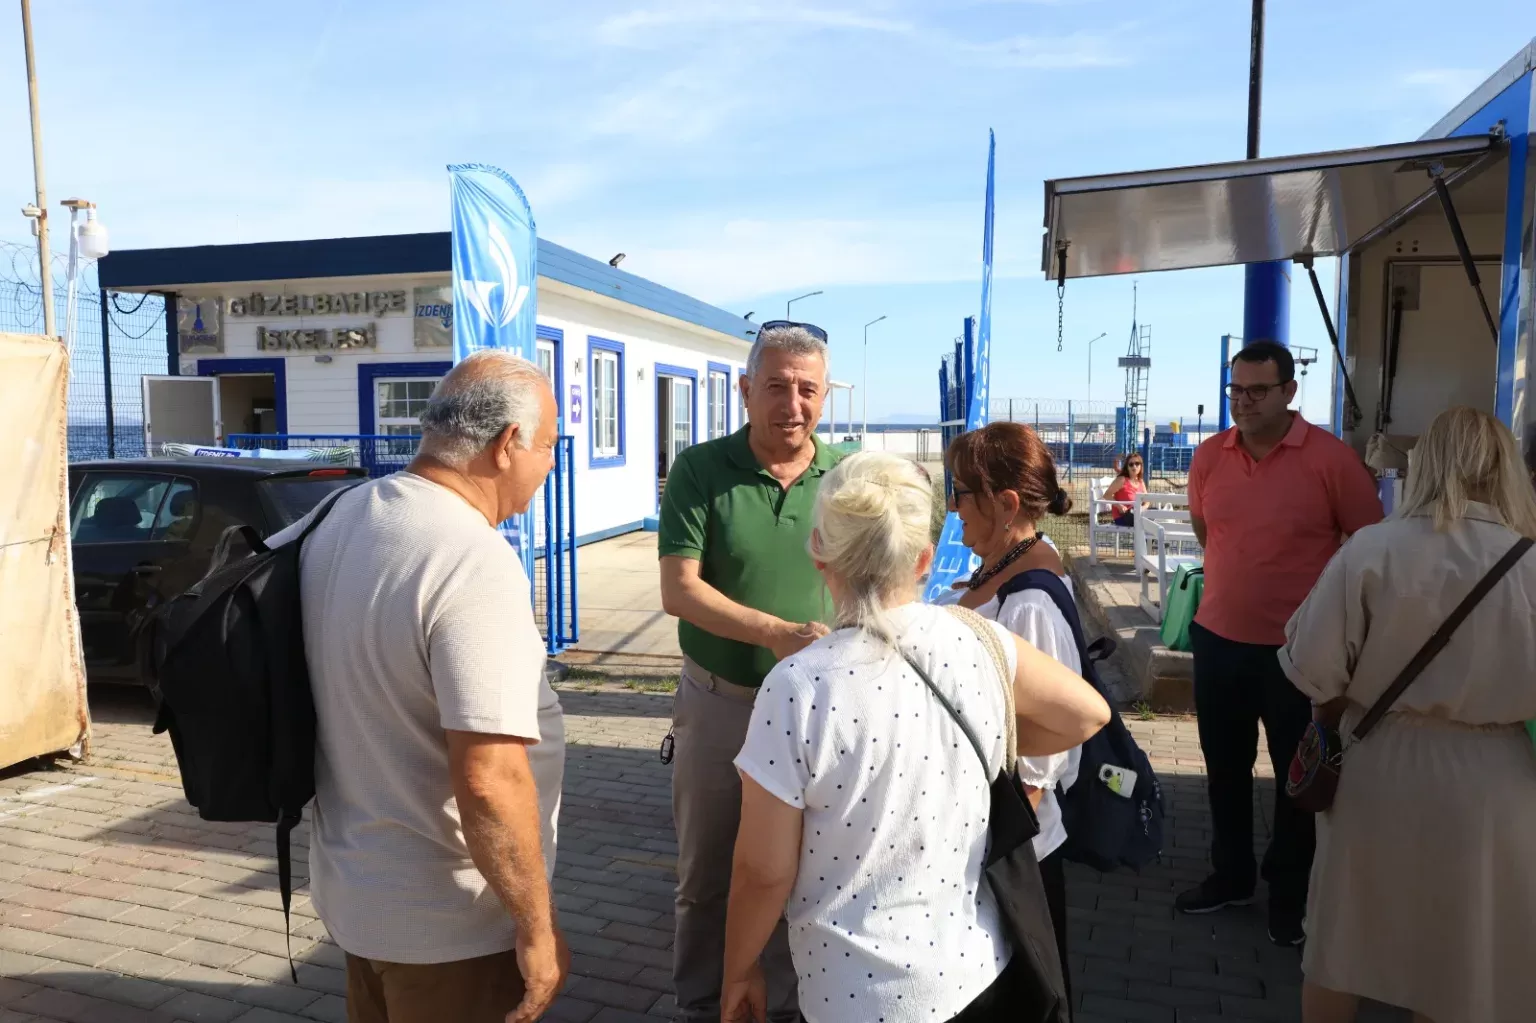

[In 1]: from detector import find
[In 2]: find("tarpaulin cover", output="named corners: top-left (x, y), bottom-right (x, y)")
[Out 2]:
top-left (0, 332), bottom-right (89, 769)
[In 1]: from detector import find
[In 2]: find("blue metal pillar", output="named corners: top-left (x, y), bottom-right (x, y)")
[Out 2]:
top-left (1243, 262), bottom-right (1291, 347)
top-left (1219, 334), bottom-right (1234, 432)
top-left (1115, 406), bottom-right (1128, 455)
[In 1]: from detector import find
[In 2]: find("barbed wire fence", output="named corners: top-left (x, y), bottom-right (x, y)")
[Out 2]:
top-left (2, 239), bottom-right (167, 460)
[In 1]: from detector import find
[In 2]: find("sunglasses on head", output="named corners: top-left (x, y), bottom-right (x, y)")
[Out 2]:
top-left (757, 319), bottom-right (829, 344)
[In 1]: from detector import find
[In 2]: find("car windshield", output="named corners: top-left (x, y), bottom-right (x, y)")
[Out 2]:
top-left (257, 475), bottom-right (360, 529)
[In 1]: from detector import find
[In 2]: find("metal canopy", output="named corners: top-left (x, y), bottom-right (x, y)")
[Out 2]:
top-left (1042, 133), bottom-right (1504, 280)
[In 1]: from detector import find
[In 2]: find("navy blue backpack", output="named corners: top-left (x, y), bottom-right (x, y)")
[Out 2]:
top-left (995, 569), bottom-right (1165, 872)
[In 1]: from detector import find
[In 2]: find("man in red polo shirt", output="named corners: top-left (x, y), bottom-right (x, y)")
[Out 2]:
top-left (1176, 341), bottom-right (1383, 947)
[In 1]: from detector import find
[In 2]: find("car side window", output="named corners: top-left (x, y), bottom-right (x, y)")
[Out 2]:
top-left (150, 480), bottom-right (200, 542)
top-left (70, 475), bottom-right (173, 545)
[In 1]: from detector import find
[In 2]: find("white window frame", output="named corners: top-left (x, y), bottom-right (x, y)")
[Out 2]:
top-left (707, 370), bottom-right (730, 439)
top-left (591, 348), bottom-right (622, 462)
top-left (375, 377), bottom-right (440, 436)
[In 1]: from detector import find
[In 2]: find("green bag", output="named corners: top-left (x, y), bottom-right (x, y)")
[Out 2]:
top-left (1160, 564), bottom-right (1204, 652)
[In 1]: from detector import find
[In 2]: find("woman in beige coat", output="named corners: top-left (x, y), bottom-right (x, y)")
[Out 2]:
top-left (1279, 406), bottom-right (1536, 1023)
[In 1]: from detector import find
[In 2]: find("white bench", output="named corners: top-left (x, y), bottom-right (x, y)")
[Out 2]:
top-left (1132, 495), bottom-right (1203, 622)
top-left (1088, 476), bottom-right (1133, 563)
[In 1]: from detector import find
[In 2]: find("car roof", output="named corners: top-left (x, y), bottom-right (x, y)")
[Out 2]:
top-left (69, 457), bottom-right (367, 479)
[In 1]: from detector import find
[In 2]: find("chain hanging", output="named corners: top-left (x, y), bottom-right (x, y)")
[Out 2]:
top-left (1055, 243), bottom-right (1068, 352)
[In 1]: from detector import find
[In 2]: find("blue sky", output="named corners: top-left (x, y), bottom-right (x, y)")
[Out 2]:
top-left (1, 0), bottom-right (1528, 421)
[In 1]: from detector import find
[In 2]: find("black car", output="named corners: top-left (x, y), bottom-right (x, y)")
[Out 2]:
top-left (67, 458), bottom-right (367, 683)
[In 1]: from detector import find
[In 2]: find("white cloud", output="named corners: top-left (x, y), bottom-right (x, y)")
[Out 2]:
top-left (1397, 68), bottom-right (1485, 105)
top-left (552, 205), bottom-right (1041, 304)
top-left (596, 2), bottom-right (915, 47)
top-left (585, 64), bottom-right (747, 143)
top-left (957, 32), bottom-right (1128, 69)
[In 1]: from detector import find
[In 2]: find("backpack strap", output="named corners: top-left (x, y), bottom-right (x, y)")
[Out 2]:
top-left (275, 485), bottom-right (353, 982)
top-left (995, 570), bottom-right (1103, 696)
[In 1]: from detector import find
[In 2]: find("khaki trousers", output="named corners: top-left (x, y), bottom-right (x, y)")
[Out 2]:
top-left (671, 659), bottom-right (800, 1023)
top-left (345, 948), bottom-right (525, 1023)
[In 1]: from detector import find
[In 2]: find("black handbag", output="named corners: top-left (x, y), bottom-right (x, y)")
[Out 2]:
top-left (1287, 536), bottom-right (1533, 812)
top-left (903, 608), bottom-right (1070, 1023)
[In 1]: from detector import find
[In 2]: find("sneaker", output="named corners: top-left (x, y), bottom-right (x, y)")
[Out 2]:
top-left (1174, 876), bottom-right (1255, 915)
top-left (1268, 906), bottom-right (1306, 948)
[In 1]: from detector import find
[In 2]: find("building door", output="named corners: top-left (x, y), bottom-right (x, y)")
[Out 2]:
top-left (215, 374), bottom-right (277, 443)
top-left (142, 376), bottom-right (218, 454)
top-left (655, 373), bottom-right (695, 500)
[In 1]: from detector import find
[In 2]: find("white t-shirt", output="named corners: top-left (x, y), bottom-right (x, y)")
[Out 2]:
top-left (933, 577), bottom-right (1083, 859)
top-left (275, 473), bottom-right (563, 964)
top-left (735, 602), bottom-right (1017, 1023)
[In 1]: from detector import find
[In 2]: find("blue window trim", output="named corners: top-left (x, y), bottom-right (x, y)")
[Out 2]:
top-left (706, 361), bottom-right (732, 436)
top-left (537, 325), bottom-right (566, 429)
top-left (588, 336), bottom-right (626, 468)
top-left (197, 358), bottom-right (289, 435)
top-left (358, 361), bottom-right (453, 435)
top-left (656, 363), bottom-right (700, 446)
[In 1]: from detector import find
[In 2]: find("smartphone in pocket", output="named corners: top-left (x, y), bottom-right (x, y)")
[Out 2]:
top-left (1098, 763), bottom-right (1138, 798)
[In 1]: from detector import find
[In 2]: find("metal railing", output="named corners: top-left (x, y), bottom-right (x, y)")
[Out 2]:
top-left (228, 431), bottom-right (579, 654)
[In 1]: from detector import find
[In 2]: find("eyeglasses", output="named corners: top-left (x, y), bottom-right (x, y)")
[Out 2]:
top-left (757, 319), bottom-right (829, 344)
top-left (947, 486), bottom-right (975, 508)
top-left (1225, 383), bottom-right (1282, 402)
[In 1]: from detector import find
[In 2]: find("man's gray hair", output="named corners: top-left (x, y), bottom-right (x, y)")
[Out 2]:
top-left (417, 350), bottom-right (547, 468)
top-left (746, 324), bottom-right (828, 380)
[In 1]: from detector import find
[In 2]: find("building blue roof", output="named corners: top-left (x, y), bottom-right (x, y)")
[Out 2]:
top-left (98, 232), bottom-right (758, 342)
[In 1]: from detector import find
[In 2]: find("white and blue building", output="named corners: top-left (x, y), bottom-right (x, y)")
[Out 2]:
top-left (98, 232), bottom-right (756, 545)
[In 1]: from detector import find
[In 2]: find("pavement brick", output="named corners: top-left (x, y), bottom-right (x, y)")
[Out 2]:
top-left (2, 685), bottom-right (1336, 1021)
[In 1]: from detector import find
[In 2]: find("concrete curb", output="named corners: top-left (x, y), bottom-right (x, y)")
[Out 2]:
top-left (1066, 556), bottom-right (1195, 711)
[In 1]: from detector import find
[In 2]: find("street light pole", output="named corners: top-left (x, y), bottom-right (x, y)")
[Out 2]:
top-left (20, 0), bottom-right (54, 338)
top-left (1084, 331), bottom-right (1107, 403)
top-left (862, 315), bottom-right (886, 442)
top-left (786, 290), bottom-right (823, 319)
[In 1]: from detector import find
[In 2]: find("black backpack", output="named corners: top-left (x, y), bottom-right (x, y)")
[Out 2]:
top-left (995, 569), bottom-right (1165, 872)
top-left (139, 489), bottom-right (350, 974)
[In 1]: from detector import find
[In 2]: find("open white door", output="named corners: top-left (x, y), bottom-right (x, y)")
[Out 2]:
top-left (1042, 133), bottom-right (1504, 279)
top-left (142, 376), bottom-right (219, 454)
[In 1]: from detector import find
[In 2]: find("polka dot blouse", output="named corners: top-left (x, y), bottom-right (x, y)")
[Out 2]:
top-left (735, 602), bottom-right (1019, 1022)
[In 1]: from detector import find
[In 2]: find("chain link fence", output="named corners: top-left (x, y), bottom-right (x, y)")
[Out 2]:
top-left (2, 240), bottom-right (167, 460)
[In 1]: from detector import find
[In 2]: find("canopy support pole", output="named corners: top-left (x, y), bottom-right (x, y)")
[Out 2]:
top-left (1297, 256), bottom-right (1362, 430)
top-left (1430, 170), bottom-right (1500, 344)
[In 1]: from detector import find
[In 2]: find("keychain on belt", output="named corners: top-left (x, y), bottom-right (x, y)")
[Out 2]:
top-left (659, 729), bottom-right (675, 764)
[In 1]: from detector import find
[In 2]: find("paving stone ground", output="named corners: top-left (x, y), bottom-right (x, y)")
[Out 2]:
top-left (0, 685), bottom-right (1406, 1023)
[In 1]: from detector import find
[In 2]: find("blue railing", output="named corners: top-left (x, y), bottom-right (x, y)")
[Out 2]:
top-left (228, 432), bottom-right (579, 654)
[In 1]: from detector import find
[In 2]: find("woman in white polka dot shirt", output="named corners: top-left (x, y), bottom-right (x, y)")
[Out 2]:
top-left (721, 453), bottom-right (1110, 1023)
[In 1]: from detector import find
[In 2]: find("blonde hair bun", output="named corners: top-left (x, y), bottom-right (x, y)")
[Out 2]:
top-left (810, 453), bottom-right (934, 645)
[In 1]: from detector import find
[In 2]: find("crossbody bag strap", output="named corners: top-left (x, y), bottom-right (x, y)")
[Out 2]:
top-left (902, 650), bottom-right (992, 782)
top-left (943, 605), bottom-right (1016, 762)
top-left (1352, 536), bottom-right (1533, 742)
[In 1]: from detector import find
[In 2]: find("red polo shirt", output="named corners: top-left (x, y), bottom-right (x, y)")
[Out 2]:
top-left (1188, 414), bottom-right (1383, 647)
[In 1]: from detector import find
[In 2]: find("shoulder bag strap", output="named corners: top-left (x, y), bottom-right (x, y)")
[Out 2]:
top-left (1353, 536), bottom-right (1533, 741)
top-left (902, 648), bottom-right (993, 782)
top-left (943, 604), bottom-right (1016, 762)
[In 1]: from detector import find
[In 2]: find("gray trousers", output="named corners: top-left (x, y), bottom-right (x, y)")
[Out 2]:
top-left (671, 660), bottom-right (799, 1023)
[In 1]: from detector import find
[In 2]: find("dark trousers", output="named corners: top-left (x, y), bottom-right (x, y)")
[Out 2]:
top-left (1189, 621), bottom-right (1315, 912)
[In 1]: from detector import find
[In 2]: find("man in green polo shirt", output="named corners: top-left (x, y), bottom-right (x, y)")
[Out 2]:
top-left (658, 322), bottom-right (841, 1023)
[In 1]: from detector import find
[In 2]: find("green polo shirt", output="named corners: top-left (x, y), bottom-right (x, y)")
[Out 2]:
top-left (657, 426), bottom-right (844, 687)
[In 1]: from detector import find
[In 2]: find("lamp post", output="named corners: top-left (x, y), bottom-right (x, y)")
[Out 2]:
top-left (786, 290), bottom-right (822, 319)
top-left (862, 315), bottom-right (886, 443)
top-left (19, 0), bottom-right (54, 338)
top-left (1084, 331), bottom-right (1107, 403)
